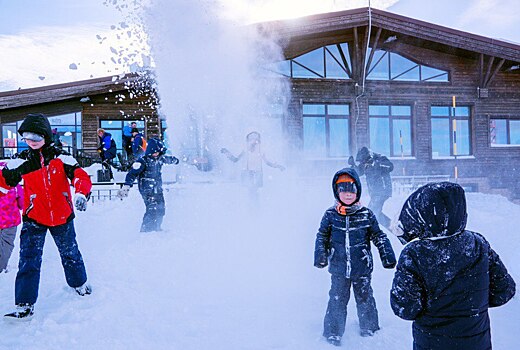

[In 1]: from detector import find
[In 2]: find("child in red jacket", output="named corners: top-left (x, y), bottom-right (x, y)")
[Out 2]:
top-left (0, 114), bottom-right (93, 320)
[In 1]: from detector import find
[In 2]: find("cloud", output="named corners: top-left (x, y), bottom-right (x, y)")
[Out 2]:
top-left (0, 23), bottom-right (149, 91)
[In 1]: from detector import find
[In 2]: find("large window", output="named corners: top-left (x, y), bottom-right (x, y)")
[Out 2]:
top-left (431, 106), bottom-right (471, 157)
top-left (490, 119), bottom-right (520, 146)
top-left (1, 112), bottom-right (82, 158)
top-left (369, 105), bottom-right (412, 157)
top-left (367, 49), bottom-right (449, 82)
top-left (100, 119), bottom-right (145, 152)
top-left (266, 44), bottom-right (352, 80)
top-left (303, 104), bottom-right (350, 158)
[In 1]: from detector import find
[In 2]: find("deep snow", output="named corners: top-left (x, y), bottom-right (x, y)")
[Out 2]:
top-left (0, 168), bottom-right (518, 350)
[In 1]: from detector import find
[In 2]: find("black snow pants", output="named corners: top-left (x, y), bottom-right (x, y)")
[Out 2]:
top-left (323, 274), bottom-right (379, 337)
top-left (140, 192), bottom-right (166, 232)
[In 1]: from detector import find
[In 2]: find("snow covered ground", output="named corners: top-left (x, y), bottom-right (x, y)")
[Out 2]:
top-left (0, 172), bottom-right (518, 350)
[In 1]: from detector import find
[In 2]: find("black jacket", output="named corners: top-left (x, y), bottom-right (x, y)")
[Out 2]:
top-left (314, 168), bottom-right (396, 278)
top-left (355, 148), bottom-right (393, 198)
top-left (124, 138), bottom-right (179, 195)
top-left (391, 182), bottom-right (516, 350)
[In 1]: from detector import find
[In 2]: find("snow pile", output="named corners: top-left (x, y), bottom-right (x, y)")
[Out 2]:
top-left (0, 176), bottom-right (517, 349)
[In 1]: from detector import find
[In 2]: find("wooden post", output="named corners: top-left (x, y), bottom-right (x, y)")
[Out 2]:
top-left (452, 96), bottom-right (458, 180)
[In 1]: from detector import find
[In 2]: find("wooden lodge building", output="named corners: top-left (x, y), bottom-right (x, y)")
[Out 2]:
top-left (1, 7), bottom-right (520, 198)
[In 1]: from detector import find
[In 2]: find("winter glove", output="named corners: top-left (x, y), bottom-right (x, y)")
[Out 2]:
top-left (117, 185), bottom-right (131, 199)
top-left (172, 157), bottom-right (180, 165)
top-left (74, 193), bottom-right (88, 211)
top-left (314, 252), bottom-right (329, 269)
top-left (382, 252), bottom-right (397, 269)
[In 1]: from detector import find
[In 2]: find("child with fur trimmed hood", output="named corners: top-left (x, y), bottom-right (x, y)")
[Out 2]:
top-left (314, 167), bottom-right (396, 346)
top-left (390, 182), bottom-right (515, 350)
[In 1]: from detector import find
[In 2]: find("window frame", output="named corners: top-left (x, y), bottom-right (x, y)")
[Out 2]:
top-left (302, 103), bottom-right (351, 158)
top-left (489, 118), bottom-right (520, 147)
top-left (430, 105), bottom-right (473, 157)
top-left (368, 104), bottom-right (414, 157)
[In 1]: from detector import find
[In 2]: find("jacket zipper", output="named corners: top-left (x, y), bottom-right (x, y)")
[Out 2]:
top-left (40, 152), bottom-right (54, 224)
top-left (345, 215), bottom-right (351, 279)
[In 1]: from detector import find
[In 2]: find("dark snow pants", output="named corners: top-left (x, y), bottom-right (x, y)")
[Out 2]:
top-left (368, 194), bottom-right (391, 229)
top-left (140, 192), bottom-right (166, 232)
top-left (15, 220), bottom-right (87, 305)
top-left (323, 274), bottom-right (380, 337)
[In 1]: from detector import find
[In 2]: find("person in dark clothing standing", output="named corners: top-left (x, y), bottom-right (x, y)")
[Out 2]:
top-left (122, 121), bottom-right (137, 160)
top-left (97, 128), bottom-right (117, 180)
top-left (0, 114), bottom-right (92, 320)
top-left (117, 138), bottom-right (179, 232)
top-left (131, 128), bottom-right (146, 160)
top-left (390, 182), bottom-right (516, 350)
top-left (314, 167), bottom-right (396, 346)
top-left (348, 147), bottom-right (393, 229)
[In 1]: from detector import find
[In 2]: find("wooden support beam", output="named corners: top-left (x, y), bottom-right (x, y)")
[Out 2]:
top-left (365, 27), bottom-right (382, 75)
top-left (482, 56), bottom-right (495, 89)
top-left (336, 44), bottom-right (352, 77)
top-left (484, 58), bottom-right (505, 88)
top-left (353, 26), bottom-right (360, 81)
top-left (479, 53), bottom-right (484, 87)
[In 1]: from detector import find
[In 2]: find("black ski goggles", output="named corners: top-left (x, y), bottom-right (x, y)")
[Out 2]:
top-left (336, 181), bottom-right (357, 193)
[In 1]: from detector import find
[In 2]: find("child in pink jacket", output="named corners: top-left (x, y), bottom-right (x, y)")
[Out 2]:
top-left (0, 161), bottom-right (23, 273)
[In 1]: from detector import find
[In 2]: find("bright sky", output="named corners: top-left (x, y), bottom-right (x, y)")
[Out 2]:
top-left (0, 0), bottom-right (519, 92)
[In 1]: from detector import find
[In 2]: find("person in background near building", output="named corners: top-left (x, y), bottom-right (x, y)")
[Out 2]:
top-left (131, 127), bottom-right (146, 159)
top-left (122, 121), bottom-right (137, 160)
top-left (97, 128), bottom-right (117, 180)
top-left (220, 131), bottom-right (285, 201)
top-left (0, 162), bottom-right (23, 273)
top-left (348, 146), bottom-right (393, 229)
top-left (314, 168), bottom-right (396, 347)
top-left (0, 113), bottom-right (92, 320)
top-left (117, 138), bottom-right (179, 232)
top-left (51, 128), bottom-right (62, 149)
top-left (390, 182), bottom-right (515, 350)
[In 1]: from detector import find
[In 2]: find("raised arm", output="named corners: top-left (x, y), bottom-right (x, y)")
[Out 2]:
top-left (262, 153), bottom-right (285, 171)
top-left (220, 148), bottom-right (242, 163)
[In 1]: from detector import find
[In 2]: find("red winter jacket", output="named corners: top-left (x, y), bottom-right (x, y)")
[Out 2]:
top-left (0, 145), bottom-right (92, 227)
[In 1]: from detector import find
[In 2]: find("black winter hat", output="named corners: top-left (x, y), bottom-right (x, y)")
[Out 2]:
top-left (18, 113), bottom-right (53, 145)
top-left (131, 128), bottom-right (139, 133)
top-left (356, 146), bottom-right (371, 163)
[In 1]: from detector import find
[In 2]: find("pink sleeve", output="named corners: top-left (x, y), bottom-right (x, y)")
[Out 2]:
top-left (15, 184), bottom-right (24, 210)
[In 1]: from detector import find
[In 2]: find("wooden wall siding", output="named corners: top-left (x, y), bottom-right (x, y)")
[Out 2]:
top-left (0, 100), bottom-right (82, 124)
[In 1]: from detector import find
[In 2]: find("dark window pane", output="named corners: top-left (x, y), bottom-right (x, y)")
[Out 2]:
top-left (390, 53), bottom-right (419, 80)
top-left (293, 48), bottom-right (324, 77)
top-left (329, 118), bottom-right (349, 157)
top-left (391, 105), bottom-right (411, 116)
top-left (303, 117), bottom-right (326, 157)
top-left (431, 118), bottom-right (450, 156)
top-left (490, 119), bottom-right (507, 145)
top-left (421, 66), bottom-right (449, 81)
top-left (369, 105), bottom-right (389, 115)
top-left (510, 120), bottom-right (520, 144)
top-left (303, 104), bottom-right (325, 115)
top-left (328, 105), bottom-right (349, 115)
top-left (455, 119), bottom-right (470, 155)
top-left (367, 50), bottom-right (389, 80)
top-left (369, 117), bottom-right (390, 155)
top-left (431, 106), bottom-right (450, 116)
top-left (393, 119), bottom-right (412, 156)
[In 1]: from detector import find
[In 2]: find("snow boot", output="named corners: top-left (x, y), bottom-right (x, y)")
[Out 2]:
top-left (4, 303), bottom-right (34, 321)
top-left (326, 335), bottom-right (341, 346)
top-left (360, 329), bottom-right (375, 337)
top-left (75, 282), bottom-right (92, 296)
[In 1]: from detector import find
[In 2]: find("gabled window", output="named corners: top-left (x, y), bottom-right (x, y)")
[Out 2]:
top-left (367, 49), bottom-right (449, 82)
top-left (266, 44), bottom-right (351, 80)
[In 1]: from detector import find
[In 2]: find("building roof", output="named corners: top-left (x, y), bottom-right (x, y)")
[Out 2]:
top-left (0, 74), bottom-right (138, 111)
top-left (259, 7), bottom-right (520, 64)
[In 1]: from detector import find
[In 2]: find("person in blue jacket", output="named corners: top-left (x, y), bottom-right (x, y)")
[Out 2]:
top-left (314, 167), bottom-right (396, 346)
top-left (117, 138), bottom-right (179, 232)
top-left (97, 128), bottom-right (117, 179)
top-left (390, 182), bottom-right (516, 350)
top-left (131, 128), bottom-right (145, 159)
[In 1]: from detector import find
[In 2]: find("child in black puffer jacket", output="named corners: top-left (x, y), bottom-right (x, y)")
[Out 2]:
top-left (390, 182), bottom-right (515, 350)
top-left (314, 167), bottom-right (396, 346)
